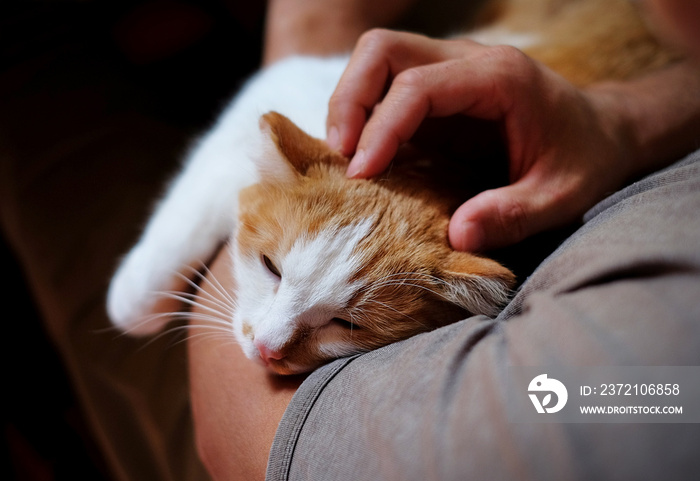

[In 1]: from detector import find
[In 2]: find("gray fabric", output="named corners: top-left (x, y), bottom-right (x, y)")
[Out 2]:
top-left (267, 150), bottom-right (700, 481)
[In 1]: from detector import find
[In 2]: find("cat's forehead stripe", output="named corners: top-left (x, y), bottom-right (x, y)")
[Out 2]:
top-left (281, 218), bottom-right (374, 307)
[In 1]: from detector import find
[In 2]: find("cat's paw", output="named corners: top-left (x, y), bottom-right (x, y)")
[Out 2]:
top-left (107, 244), bottom-right (187, 335)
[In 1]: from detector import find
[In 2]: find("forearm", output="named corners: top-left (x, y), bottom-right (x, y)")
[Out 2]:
top-left (587, 59), bottom-right (700, 182)
top-left (189, 249), bottom-right (302, 481)
top-left (262, 0), bottom-right (418, 65)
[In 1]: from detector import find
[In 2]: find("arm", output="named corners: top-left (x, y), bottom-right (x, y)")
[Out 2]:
top-left (262, 0), bottom-right (417, 65)
top-left (188, 250), bottom-right (301, 481)
top-left (586, 59), bottom-right (700, 176)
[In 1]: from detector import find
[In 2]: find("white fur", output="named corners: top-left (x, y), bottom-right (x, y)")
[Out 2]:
top-left (232, 219), bottom-right (373, 359)
top-left (443, 275), bottom-right (512, 318)
top-left (316, 340), bottom-right (364, 359)
top-left (464, 26), bottom-right (540, 50)
top-left (107, 55), bottom-right (348, 331)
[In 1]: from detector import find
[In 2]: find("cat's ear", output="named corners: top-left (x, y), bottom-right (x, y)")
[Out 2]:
top-left (255, 111), bottom-right (348, 183)
top-left (437, 251), bottom-right (515, 317)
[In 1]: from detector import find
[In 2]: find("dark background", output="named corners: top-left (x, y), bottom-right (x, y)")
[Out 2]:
top-left (1, 2), bottom-right (265, 479)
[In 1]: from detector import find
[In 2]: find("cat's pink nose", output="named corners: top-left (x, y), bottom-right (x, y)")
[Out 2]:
top-left (255, 340), bottom-right (285, 364)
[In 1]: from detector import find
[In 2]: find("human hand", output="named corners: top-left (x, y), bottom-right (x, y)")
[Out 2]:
top-left (326, 30), bottom-right (639, 252)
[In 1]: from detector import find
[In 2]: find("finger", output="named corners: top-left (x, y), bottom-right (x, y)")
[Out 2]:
top-left (350, 47), bottom-right (530, 178)
top-left (327, 29), bottom-right (466, 157)
top-left (448, 178), bottom-right (557, 252)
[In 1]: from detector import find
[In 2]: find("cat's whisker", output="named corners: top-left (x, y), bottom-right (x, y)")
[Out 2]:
top-left (364, 298), bottom-right (428, 328)
top-left (158, 314), bottom-right (237, 347)
top-left (108, 311), bottom-right (179, 339)
top-left (183, 263), bottom-right (238, 308)
top-left (346, 311), bottom-right (363, 337)
top-left (159, 323), bottom-right (236, 350)
top-left (174, 291), bottom-right (234, 319)
top-left (370, 271), bottom-right (452, 289)
top-left (118, 318), bottom-right (194, 351)
top-left (200, 267), bottom-right (237, 307)
top-left (172, 272), bottom-right (222, 308)
top-left (171, 269), bottom-right (236, 314)
top-left (185, 327), bottom-right (241, 349)
top-left (183, 312), bottom-right (227, 324)
top-left (358, 273), bottom-right (446, 297)
top-left (185, 313), bottom-right (234, 330)
top-left (185, 326), bottom-right (235, 340)
top-left (155, 290), bottom-right (234, 320)
top-left (365, 281), bottom-right (453, 304)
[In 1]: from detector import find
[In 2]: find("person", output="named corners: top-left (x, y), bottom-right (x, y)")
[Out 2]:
top-left (189, 0), bottom-right (700, 480)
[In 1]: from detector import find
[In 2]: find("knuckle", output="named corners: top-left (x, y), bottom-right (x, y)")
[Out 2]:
top-left (483, 190), bottom-right (530, 243)
top-left (327, 89), bottom-right (344, 111)
top-left (489, 44), bottom-right (529, 64)
top-left (502, 198), bottom-right (530, 242)
top-left (472, 45), bottom-right (539, 104)
top-left (483, 44), bottom-right (534, 79)
top-left (393, 67), bottom-right (426, 91)
top-left (357, 28), bottom-right (395, 53)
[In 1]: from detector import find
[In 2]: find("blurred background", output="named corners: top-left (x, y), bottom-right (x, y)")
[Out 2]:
top-left (1, 2), bottom-right (265, 479)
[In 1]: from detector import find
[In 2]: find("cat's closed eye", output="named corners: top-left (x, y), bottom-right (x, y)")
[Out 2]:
top-left (331, 317), bottom-right (358, 330)
top-left (262, 254), bottom-right (281, 278)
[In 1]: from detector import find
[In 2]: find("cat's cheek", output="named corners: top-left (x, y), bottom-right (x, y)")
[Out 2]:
top-left (240, 337), bottom-right (264, 365)
top-left (231, 315), bottom-right (256, 358)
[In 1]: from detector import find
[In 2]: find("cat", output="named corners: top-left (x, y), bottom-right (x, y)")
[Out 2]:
top-left (231, 112), bottom-right (515, 374)
top-left (107, 0), bottom-right (677, 374)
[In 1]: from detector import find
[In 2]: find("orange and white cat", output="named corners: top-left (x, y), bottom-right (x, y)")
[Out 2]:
top-left (108, 0), bottom-right (677, 374)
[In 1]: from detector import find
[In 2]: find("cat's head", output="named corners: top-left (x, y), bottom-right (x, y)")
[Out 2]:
top-left (230, 112), bottom-right (514, 374)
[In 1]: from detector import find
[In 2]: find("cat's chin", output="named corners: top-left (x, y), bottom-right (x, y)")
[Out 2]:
top-left (265, 363), bottom-right (307, 376)
top-left (249, 353), bottom-right (316, 376)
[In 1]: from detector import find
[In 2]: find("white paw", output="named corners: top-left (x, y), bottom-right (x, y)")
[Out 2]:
top-left (107, 244), bottom-right (185, 335)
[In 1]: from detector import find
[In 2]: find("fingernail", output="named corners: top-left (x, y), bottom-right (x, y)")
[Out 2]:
top-left (346, 149), bottom-right (367, 178)
top-left (327, 126), bottom-right (341, 151)
top-left (453, 220), bottom-right (485, 252)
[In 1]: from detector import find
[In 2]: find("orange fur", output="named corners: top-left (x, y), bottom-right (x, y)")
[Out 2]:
top-left (477, 0), bottom-right (681, 86)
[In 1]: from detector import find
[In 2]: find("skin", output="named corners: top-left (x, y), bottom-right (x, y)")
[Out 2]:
top-left (644, 0), bottom-right (700, 58)
top-left (188, 249), bottom-right (303, 480)
top-left (190, 1), bottom-right (700, 480)
top-left (262, 0), bottom-right (418, 65)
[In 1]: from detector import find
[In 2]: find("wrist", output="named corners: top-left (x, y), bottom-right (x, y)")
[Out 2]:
top-left (585, 60), bottom-right (700, 181)
top-left (583, 83), bottom-right (642, 184)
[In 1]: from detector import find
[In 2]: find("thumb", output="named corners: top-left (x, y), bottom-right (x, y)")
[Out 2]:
top-left (448, 182), bottom-right (554, 252)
